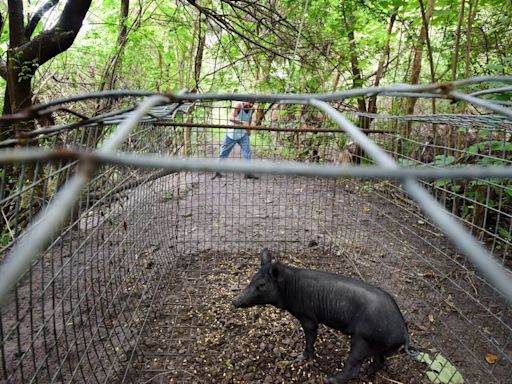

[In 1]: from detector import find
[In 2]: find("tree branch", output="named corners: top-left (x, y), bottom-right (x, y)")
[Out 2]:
top-left (25, 0), bottom-right (60, 39)
top-left (191, 0), bottom-right (338, 74)
top-left (55, 0), bottom-right (92, 32)
top-left (185, 0), bottom-right (292, 62)
top-left (20, 0), bottom-right (92, 68)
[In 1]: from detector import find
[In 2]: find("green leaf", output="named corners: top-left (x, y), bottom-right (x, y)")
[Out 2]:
top-left (435, 179), bottom-right (449, 188)
top-left (452, 184), bottom-right (462, 193)
top-left (430, 155), bottom-right (456, 166)
top-left (486, 63), bottom-right (505, 72)
top-left (417, 353), bottom-right (464, 384)
top-left (498, 226), bottom-right (511, 241)
top-left (467, 143), bottom-right (481, 155)
top-left (505, 186), bottom-right (512, 200)
top-left (398, 158), bottom-right (419, 166)
top-left (477, 157), bottom-right (507, 166)
top-left (416, 352), bottom-right (433, 365)
top-left (427, 371), bottom-right (441, 383)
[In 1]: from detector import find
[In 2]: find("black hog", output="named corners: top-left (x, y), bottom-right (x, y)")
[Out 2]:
top-left (232, 248), bottom-right (414, 384)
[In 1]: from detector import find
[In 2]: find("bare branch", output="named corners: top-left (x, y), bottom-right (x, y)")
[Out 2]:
top-left (185, 0), bottom-right (292, 62)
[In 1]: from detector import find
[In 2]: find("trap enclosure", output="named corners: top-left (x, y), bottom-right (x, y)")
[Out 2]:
top-left (0, 83), bottom-right (511, 384)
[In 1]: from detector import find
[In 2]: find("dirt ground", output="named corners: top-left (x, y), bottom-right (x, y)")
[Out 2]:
top-left (2, 164), bottom-right (509, 383)
top-left (125, 171), bottom-right (511, 384)
top-left (132, 251), bottom-right (431, 384)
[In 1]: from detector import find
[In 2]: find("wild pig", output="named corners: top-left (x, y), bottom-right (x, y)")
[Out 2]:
top-left (232, 248), bottom-right (415, 384)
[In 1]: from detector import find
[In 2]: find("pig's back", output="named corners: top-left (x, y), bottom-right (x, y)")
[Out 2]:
top-left (288, 268), bottom-right (408, 346)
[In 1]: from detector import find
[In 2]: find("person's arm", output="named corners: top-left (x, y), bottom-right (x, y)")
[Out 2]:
top-left (228, 102), bottom-right (245, 125)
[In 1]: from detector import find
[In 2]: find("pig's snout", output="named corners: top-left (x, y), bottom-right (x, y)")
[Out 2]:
top-left (232, 290), bottom-right (249, 308)
top-left (232, 296), bottom-right (242, 307)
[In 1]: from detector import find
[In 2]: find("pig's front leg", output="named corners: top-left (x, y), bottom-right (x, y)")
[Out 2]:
top-left (300, 319), bottom-right (318, 360)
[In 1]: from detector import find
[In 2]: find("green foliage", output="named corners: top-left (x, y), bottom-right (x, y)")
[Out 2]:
top-left (0, 231), bottom-right (11, 247)
top-left (430, 155), bottom-right (456, 166)
top-left (16, 59), bottom-right (39, 82)
top-left (467, 141), bottom-right (512, 157)
top-left (398, 158), bottom-right (421, 166)
top-left (0, 0), bottom-right (509, 107)
top-left (416, 352), bottom-right (464, 384)
top-left (427, 140), bottom-right (512, 251)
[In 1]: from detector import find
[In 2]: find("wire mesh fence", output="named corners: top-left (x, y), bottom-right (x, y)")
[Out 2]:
top-left (0, 78), bottom-right (511, 383)
top-left (353, 111), bottom-right (512, 266)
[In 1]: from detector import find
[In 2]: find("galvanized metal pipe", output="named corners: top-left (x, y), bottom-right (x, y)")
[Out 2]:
top-left (2, 149), bottom-right (512, 180)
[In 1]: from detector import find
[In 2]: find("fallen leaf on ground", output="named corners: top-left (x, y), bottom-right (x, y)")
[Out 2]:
top-left (485, 353), bottom-right (497, 364)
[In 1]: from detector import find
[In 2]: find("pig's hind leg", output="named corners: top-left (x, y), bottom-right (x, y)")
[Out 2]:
top-left (366, 354), bottom-right (385, 377)
top-left (325, 337), bottom-right (377, 384)
top-left (366, 341), bottom-right (404, 377)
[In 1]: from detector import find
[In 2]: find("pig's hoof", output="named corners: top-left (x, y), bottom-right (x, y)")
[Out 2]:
top-left (300, 352), bottom-right (314, 361)
top-left (324, 375), bottom-right (347, 384)
top-left (366, 362), bottom-right (384, 377)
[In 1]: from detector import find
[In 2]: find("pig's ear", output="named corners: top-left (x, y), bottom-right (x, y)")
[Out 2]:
top-left (269, 263), bottom-right (281, 282)
top-left (260, 248), bottom-right (272, 267)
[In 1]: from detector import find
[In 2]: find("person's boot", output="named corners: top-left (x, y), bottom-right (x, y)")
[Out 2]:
top-left (244, 174), bottom-right (259, 180)
top-left (212, 172), bottom-right (224, 180)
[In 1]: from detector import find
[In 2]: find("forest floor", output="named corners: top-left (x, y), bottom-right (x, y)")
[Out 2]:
top-left (126, 166), bottom-right (509, 384)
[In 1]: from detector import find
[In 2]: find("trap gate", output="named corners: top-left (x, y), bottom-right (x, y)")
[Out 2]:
top-left (0, 79), bottom-right (511, 383)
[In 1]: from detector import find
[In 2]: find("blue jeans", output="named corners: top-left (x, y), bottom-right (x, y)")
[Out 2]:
top-left (218, 133), bottom-right (252, 160)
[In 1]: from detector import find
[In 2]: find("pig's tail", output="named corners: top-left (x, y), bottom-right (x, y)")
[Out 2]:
top-left (403, 335), bottom-right (420, 357)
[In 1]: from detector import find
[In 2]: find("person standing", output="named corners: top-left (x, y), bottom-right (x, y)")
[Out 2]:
top-left (212, 100), bottom-right (259, 179)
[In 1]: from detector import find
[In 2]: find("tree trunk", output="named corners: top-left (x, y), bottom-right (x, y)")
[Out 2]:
top-left (193, 15), bottom-right (207, 92)
top-left (404, 0), bottom-right (435, 136)
top-left (451, 0), bottom-right (466, 81)
top-left (0, 0), bottom-right (92, 234)
top-left (331, 70), bottom-right (341, 92)
top-left (98, 0), bottom-right (131, 95)
top-left (418, 0), bottom-right (436, 114)
top-left (464, 0), bottom-right (480, 79)
top-left (341, 5), bottom-right (368, 163)
top-left (344, 9), bottom-right (368, 130)
top-left (2, 0), bottom-right (92, 119)
top-left (406, 0), bottom-right (435, 114)
top-left (348, 26), bottom-right (366, 115)
top-left (252, 55), bottom-right (273, 126)
top-left (368, 9), bottom-right (397, 115)
top-left (5, 0), bottom-right (31, 117)
top-left (90, 0), bottom-right (130, 146)
top-left (452, 0), bottom-right (466, 156)
top-left (184, 5), bottom-right (208, 156)
top-left (109, 0), bottom-right (130, 90)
